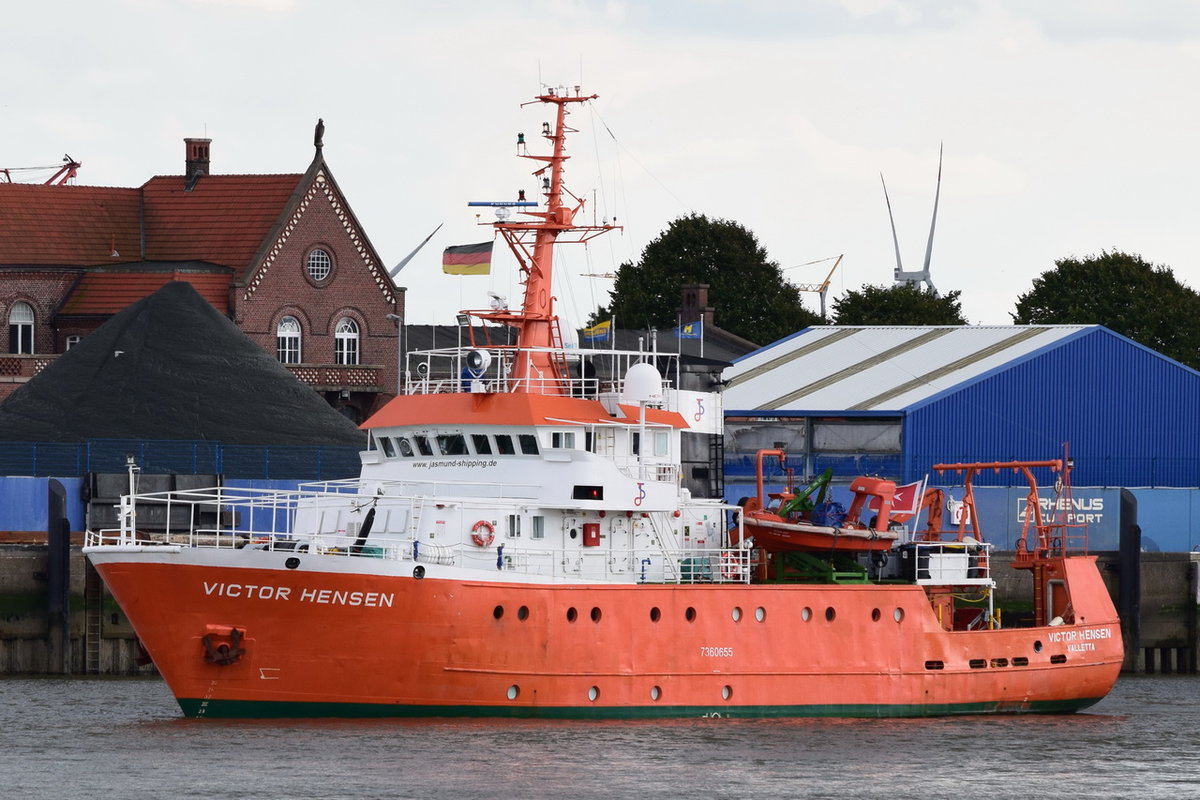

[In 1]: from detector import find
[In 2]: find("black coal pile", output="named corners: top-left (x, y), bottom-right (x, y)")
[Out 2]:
top-left (0, 281), bottom-right (365, 446)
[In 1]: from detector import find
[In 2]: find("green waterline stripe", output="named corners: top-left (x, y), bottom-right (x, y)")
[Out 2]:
top-left (178, 696), bottom-right (1104, 720)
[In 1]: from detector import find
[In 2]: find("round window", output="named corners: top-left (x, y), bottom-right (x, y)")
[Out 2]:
top-left (307, 248), bottom-right (332, 282)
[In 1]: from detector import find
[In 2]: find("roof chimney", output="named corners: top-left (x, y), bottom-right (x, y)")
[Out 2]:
top-left (680, 283), bottom-right (714, 327)
top-left (184, 137), bottom-right (211, 190)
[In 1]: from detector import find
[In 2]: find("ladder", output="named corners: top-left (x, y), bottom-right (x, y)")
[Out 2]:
top-left (84, 561), bottom-right (103, 674)
top-left (707, 432), bottom-right (725, 499)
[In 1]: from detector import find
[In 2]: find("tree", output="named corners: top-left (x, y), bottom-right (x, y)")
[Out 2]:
top-left (831, 283), bottom-right (968, 325)
top-left (1012, 250), bottom-right (1200, 368)
top-left (595, 214), bottom-right (821, 345)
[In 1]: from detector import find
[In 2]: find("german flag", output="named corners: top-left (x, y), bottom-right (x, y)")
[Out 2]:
top-left (442, 241), bottom-right (493, 275)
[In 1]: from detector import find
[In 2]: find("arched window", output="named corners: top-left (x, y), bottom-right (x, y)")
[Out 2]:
top-left (8, 302), bottom-right (34, 354)
top-left (335, 317), bottom-right (359, 365)
top-left (277, 316), bottom-right (302, 364)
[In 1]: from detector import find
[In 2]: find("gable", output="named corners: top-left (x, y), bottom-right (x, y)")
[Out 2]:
top-left (241, 167), bottom-right (395, 306)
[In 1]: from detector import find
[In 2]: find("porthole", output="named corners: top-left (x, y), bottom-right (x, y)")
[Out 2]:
top-left (731, 606), bottom-right (743, 622)
top-left (590, 607), bottom-right (602, 623)
top-left (801, 607), bottom-right (812, 622)
top-left (650, 686), bottom-right (662, 701)
top-left (721, 685), bottom-right (733, 700)
top-left (493, 605), bottom-right (504, 620)
top-left (649, 607), bottom-right (661, 622)
top-left (1033, 640), bottom-right (1043, 653)
top-left (284, 557), bottom-right (300, 570)
top-left (871, 608), bottom-right (882, 622)
top-left (566, 607), bottom-right (578, 623)
top-left (685, 607), bottom-right (697, 623)
top-left (894, 608), bottom-right (905, 623)
top-left (507, 685), bottom-right (519, 700)
top-left (517, 605), bottom-right (529, 621)
top-left (755, 607), bottom-right (766, 622)
top-left (588, 686), bottom-right (600, 702)
top-left (825, 607), bottom-right (836, 622)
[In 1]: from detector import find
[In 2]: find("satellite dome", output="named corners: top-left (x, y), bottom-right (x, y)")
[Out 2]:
top-left (620, 362), bottom-right (663, 406)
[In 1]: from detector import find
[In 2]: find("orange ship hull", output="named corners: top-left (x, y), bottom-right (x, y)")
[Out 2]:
top-left (90, 550), bottom-right (1122, 718)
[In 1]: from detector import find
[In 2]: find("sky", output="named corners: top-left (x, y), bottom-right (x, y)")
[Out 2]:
top-left (5, 0), bottom-right (1200, 333)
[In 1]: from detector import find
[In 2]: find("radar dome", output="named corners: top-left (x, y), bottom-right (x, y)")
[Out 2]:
top-left (620, 362), bottom-right (663, 406)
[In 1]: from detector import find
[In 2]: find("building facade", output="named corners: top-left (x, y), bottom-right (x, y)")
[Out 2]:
top-left (0, 125), bottom-right (400, 422)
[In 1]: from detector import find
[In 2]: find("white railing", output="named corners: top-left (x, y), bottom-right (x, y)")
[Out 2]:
top-left (85, 521), bottom-right (753, 585)
top-left (82, 484), bottom-right (750, 584)
top-left (404, 345), bottom-right (681, 402)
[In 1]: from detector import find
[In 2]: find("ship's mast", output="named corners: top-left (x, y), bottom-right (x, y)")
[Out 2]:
top-left (467, 87), bottom-right (618, 394)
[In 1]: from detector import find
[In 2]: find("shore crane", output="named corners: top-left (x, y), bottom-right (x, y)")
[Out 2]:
top-left (786, 254), bottom-right (842, 320)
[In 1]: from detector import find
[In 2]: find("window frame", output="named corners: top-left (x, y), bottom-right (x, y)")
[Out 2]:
top-left (276, 315), bottom-right (302, 364)
top-left (8, 301), bottom-right (34, 355)
top-left (306, 247), bottom-right (334, 284)
top-left (334, 316), bottom-right (360, 365)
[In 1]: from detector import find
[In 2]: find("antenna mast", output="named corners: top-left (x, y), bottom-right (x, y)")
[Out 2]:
top-left (462, 87), bottom-right (620, 393)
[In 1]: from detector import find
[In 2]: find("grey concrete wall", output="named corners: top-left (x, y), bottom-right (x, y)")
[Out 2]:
top-left (0, 545), bottom-right (153, 675)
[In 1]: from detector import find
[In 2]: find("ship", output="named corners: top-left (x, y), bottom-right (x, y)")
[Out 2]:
top-left (85, 88), bottom-right (1123, 718)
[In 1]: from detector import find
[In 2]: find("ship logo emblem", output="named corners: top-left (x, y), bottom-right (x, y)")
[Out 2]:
top-left (694, 398), bottom-right (705, 422)
top-left (634, 482), bottom-right (646, 506)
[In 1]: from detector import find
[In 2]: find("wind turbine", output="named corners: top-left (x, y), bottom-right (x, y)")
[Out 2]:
top-left (881, 143), bottom-right (942, 296)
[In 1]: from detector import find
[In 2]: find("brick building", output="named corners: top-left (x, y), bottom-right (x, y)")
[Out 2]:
top-left (0, 123), bottom-right (400, 422)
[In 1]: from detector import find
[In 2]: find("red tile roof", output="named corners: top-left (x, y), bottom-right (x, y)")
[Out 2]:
top-left (0, 172), bottom-right (304, 273)
top-left (0, 184), bottom-right (143, 265)
top-left (58, 271), bottom-right (232, 315)
top-left (141, 174), bottom-right (303, 270)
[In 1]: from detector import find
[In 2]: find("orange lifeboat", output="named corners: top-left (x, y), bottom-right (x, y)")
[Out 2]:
top-left (734, 450), bottom-right (901, 553)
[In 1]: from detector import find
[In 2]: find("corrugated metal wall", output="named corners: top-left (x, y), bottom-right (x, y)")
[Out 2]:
top-left (904, 329), bottom-right (1200, 487)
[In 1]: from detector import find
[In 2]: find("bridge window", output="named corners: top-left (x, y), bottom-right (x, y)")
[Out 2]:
top-left (437, 434), bottom-right (468, 455)
top-left (413, 435), bottom-right (433, 456)
top-left (379, 437), bottom-right (396, 458)
top-left (552, 431), bottom-right (576, 449)
top-left (397, 437), bottom-right (414, 457)
top-left (518, 434), bottom-right (539, 455)
top-left (472, 434), bottom-right (493, 455)
top-left (495, 435), bottom-right (515, 455)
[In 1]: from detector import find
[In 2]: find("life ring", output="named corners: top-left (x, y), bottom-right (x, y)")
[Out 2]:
top-left (719, 551), bottom-right (742, 581)
top-left (471, 520), bottom-right (495, 547)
